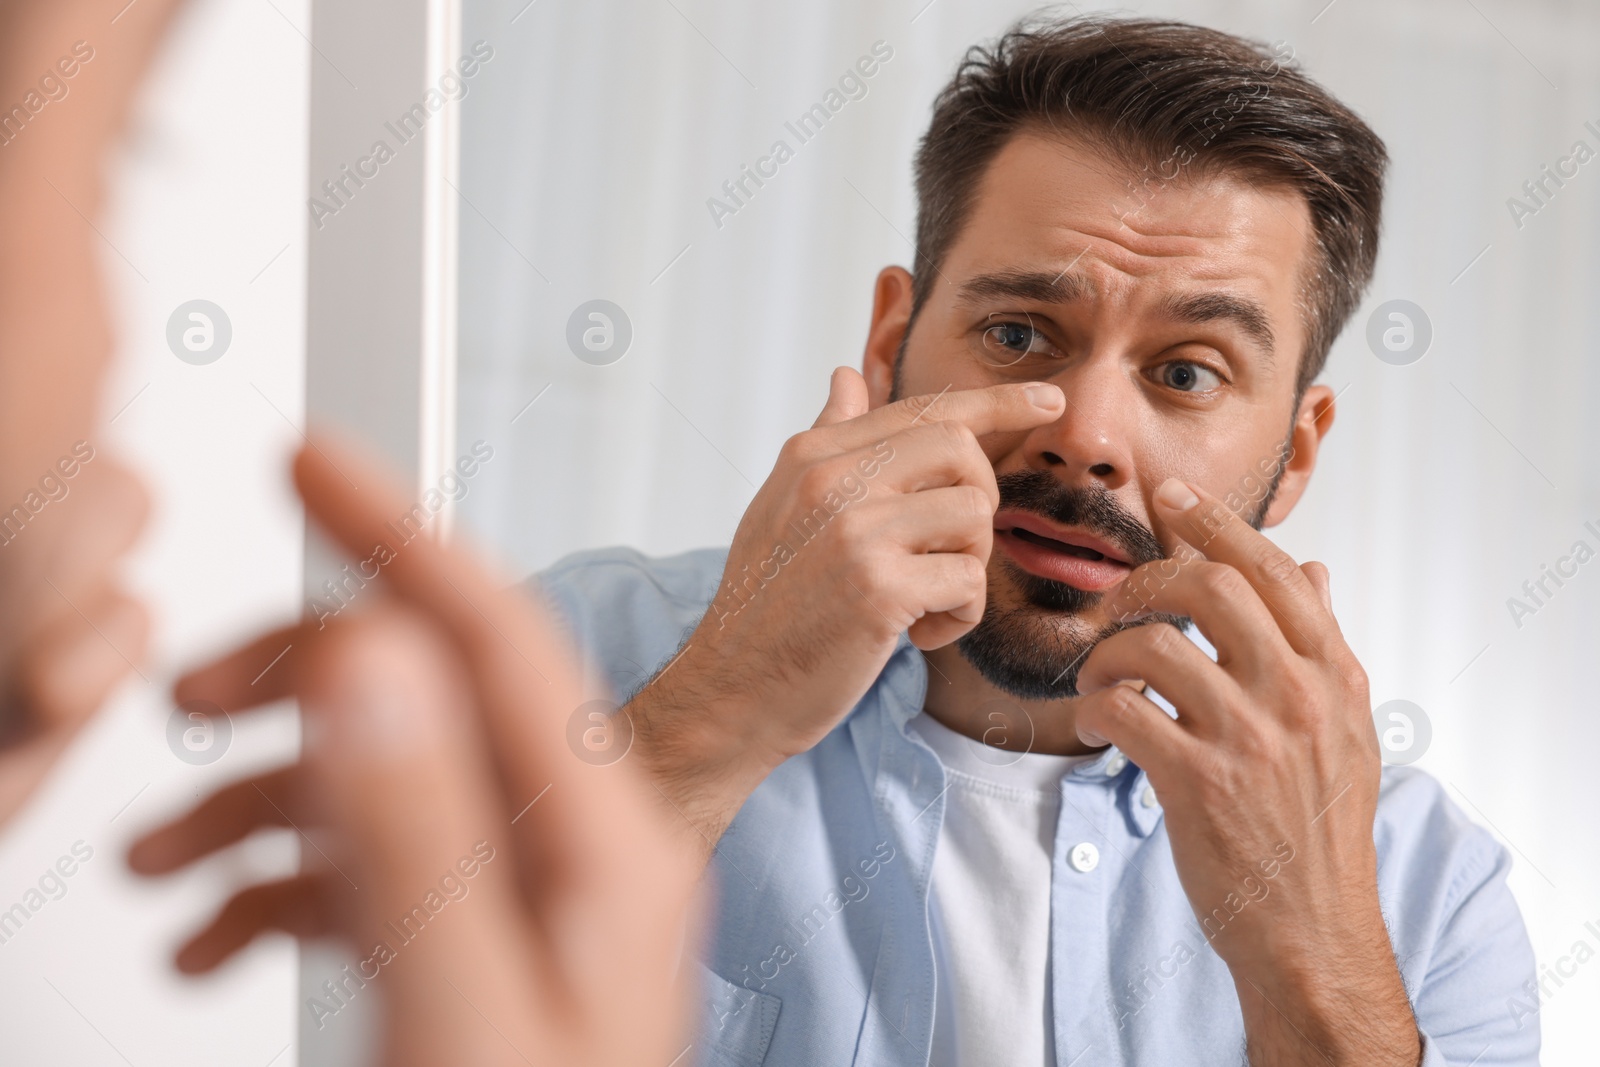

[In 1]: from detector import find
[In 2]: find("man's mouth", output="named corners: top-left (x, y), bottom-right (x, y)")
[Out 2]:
top-left (993, 509), bottom-right (1134, 593)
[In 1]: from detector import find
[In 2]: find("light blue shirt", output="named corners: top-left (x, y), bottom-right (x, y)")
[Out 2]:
top-left (534, 546), bottom-right (1539, 1067)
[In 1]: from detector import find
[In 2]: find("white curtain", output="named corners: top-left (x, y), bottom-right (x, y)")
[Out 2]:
top-left (458, 0), bottom-right (1600, 1058)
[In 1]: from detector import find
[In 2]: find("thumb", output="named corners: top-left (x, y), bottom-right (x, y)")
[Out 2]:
top-left (812, 367), bottom-right (870, 428)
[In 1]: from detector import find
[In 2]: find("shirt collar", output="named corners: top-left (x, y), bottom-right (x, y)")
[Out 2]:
top-left (860, 624), bottom-right (1215, 838)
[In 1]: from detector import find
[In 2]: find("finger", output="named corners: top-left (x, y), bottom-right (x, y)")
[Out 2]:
top-left (291, 437), bottom-right (629, 848)
top-left (811, 367), bottom-right (871, 428)
top-left (821, 381), bottom-right (1064, 455)
top-left (296, 606), bottom-right (543, 1014)
top-left (128, 767), bottom-right (301, 875)
top-left (1072, 682), bottom-right (1193, 779)
top-left (292, 438), bottom-right (550, 684)
top-left (173, 621), bottom-right (317, 714)
top-left (855, 421), bottom-right (1000, 510)
top-left (11, 459), bottom-right (149, 640)
top-left (1105, 555), bottom-right (1286, 677)
top-left (1077, 622), bottom-right (1238, 732)
top-left (16, 587), bottom-right (148, 733)
top-left (1302, 561), bottom-right (1333, 613)
top-left (1150, 478), bottom-right (1337, 659)
top-left (862, 487), bottom-right (994, 556)
top-left (896, 552), bottom-right (988, 650)
top-left (175, 875), bottom-right (331, 975)
top-left (37, 459), bottom-right (149, 601)
top-left (294, 436), bottom-right (684, 915)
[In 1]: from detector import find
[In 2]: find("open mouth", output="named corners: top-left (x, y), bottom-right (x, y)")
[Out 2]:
top-left (1008, 526), bottom-right (1110, 561)
top-left (993, 512), bottom-right (1133, 593)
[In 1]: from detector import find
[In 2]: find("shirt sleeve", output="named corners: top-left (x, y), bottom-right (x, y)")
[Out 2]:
top-left (527, 545), bottom-right (725, 696)
top-left (1418, 1032), bottom-right (1449, 1066)
top-left (1408, 833), bottom-right (1540, 1066)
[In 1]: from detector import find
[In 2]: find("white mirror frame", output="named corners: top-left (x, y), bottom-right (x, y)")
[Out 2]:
top-left (302, 0), bottom-right (461, 1060)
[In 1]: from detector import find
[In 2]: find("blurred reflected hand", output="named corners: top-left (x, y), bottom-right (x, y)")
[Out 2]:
top-left (0, 458), bottom-right (150, 821)
top-left (0, 0), bottom-right (188, 821)
top-left (130, 437), bottom-right (700, 1067)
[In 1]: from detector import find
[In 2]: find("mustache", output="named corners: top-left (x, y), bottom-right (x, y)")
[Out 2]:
top-left (994, 470), bottom-right (1166, 567)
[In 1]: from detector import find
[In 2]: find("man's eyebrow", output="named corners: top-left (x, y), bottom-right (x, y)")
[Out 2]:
top-left (957, 270), bottom-right (1277, 358)
top-left (956, 269), bottom-right (1092, 305)
top-left (1159, 291), bottom-right (1276, 358)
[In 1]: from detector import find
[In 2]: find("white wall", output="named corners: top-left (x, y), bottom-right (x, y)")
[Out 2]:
top-left (457, 0), bottom-right (1600, 1061)
top-left (0, 0), bottom-right (308, 1063)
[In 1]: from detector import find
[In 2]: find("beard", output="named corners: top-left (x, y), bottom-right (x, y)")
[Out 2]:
top-left (957, 468), bottom-right (1278, 700)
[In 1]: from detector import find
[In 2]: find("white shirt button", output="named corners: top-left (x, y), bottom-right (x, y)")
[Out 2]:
top-left (1105, 754), bottom-right (1128, 777)
top-left (1068, 842), bottom-right (1100, 873)
top-left (1141, 785), bottom-right (1159, 809)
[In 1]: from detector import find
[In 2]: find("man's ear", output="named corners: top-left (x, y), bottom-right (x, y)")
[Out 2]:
top-left (862, 266), bottom-right (915, 410)
top-left (1261, 384), bottom-right (1335, 527)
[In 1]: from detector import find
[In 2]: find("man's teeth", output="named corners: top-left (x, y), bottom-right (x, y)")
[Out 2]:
top-left (1011, 527), bottom-right (1105, 560)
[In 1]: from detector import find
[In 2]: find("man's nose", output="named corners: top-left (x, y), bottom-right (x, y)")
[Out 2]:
top-left (1020, 361), bottom-right (1135, 489)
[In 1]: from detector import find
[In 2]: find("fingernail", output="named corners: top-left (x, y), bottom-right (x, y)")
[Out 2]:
top-left (1156, 478), bottom-right (1198, 511)
top-left (1025, 384), bottom-right (1063, 410)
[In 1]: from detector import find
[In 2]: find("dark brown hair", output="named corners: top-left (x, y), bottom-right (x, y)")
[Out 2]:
top-left (909, 15), bottom-right (1387, 394)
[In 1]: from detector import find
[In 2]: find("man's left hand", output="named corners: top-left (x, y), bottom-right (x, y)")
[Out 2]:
top-left (1074, 476), bottom-right (1420, 1067)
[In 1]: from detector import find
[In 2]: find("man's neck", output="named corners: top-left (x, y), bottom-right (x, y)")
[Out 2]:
top-left (920, 644), bottom-right (1108, 757)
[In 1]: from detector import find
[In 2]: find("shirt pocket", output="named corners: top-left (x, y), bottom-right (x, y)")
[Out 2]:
top-left (697, 965), bottom-right (782, 1067)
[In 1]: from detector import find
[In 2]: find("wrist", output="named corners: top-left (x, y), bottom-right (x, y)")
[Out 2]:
top-left (624, 631), bottom-right (787, 853)
top-left (631, 671), bottom-right (782, 801)
top-left (1232, 918), bottom-right (1419, 1066)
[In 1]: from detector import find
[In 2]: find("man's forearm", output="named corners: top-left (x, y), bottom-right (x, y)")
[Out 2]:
top-left (1233, 905), bottom-right (1421, 1067)
top-left (623, 636), bottom-right (786, 865)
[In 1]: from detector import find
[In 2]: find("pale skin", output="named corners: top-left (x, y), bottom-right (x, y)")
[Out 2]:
top-left (625, 130), bottom-right (1420, 1065)
top-left (1, 5), bottom-right (702, 1063)
top-left (0, 0), bottom-right (190, 822)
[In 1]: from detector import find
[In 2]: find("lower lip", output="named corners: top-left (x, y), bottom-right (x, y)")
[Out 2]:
top-left (995, 529), bottom-right (1132, 592)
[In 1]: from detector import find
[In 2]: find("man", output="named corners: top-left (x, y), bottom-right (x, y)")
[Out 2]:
top-left (0, 3), bottom-right (701, 1063)
top-left (534, 16), bottom-right (1537, 1067)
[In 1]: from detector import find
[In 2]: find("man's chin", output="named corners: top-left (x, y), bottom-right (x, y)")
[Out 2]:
top-left (955, 580), bottom-right (1191, 701)
top-left (955, 603), bottom-right (1111, 700)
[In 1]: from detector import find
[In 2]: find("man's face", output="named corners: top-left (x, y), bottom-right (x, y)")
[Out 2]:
top-left (867, 130), bottom-right (1327, 698)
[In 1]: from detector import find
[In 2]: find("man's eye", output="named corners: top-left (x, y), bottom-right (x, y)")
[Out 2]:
top-left (980, 320), bottom-right (1055, 365)
top-left (1159, 361), bottom-right (1222, 392)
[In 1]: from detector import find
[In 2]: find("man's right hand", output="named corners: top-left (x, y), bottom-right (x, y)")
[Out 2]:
top-left (626, 367), bottom-right (1064, 854)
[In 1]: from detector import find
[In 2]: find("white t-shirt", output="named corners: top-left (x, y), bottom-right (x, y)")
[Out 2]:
top-left (907, 712), bottom-right (1095, 1067)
